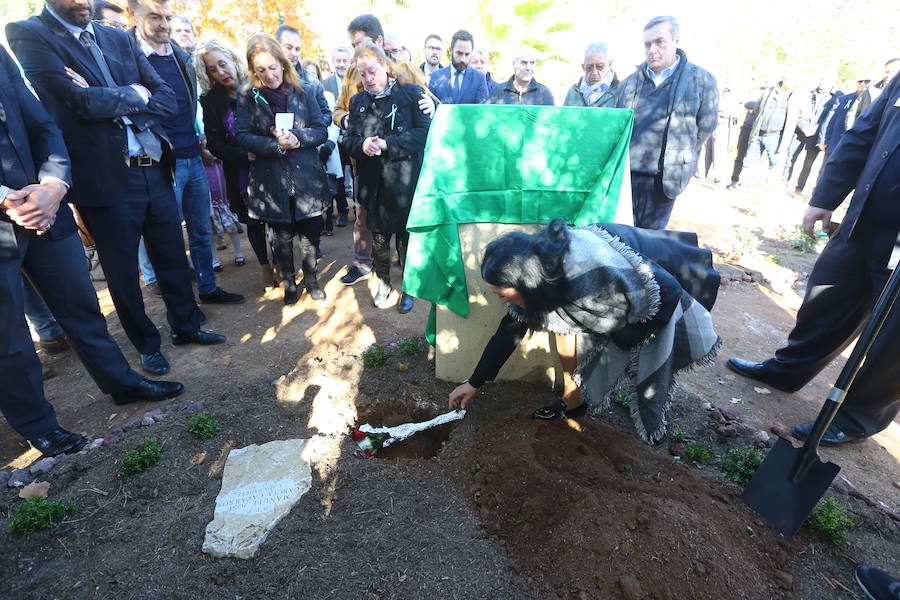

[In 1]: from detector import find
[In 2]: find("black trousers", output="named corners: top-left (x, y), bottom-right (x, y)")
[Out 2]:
top-left (763, 221), bottom-right (900, 437)
top-left (0, 227), bottom-right (58, 438)
top-left (78, 163), bottom-right (204, 355)
top-left (730, 125), bottom-right (752, 184)
top-left (630, 173), bottom-right (676, 230)
top-left (270, 211), bottom-right (323, 281)
top-left (23, 230), bottom-right (143, 394)
top-left (372, 230), bottom-right (409, 283)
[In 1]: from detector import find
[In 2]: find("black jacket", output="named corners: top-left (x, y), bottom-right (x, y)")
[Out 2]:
top-left (7, 11), bottom-right (177, 207)
top-left (486, 76), bottom-right (555, 106)
top-left (200, 84), bottom-right (249, 212)
top-left (340, 83), bottom-right (431, 233)
top-left (235, 83), bottom-right (329, 224)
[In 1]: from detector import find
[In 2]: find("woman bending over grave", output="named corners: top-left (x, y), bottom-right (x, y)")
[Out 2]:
top-left (447, 218), bottom-right (721, 443)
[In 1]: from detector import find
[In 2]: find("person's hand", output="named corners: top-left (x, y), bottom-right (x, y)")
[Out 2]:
top-left (818, 144), bottom-right (827, 151)
top-left (448, 382), bottom-right (477, 410)
top-left (802, 125), bottom-right (817, 137)
top-left (318, 141), bottom-right (334, 163)
top-left (3, 180), bottom-right (67, 233)
top-left (275, 129), bottom-right (300, 150)
top-left (362, 136), bottom-right (382, 157)
top-left (802, 206), bottom-right (833, 238)
top-left (129, 83), bottom-right (151, 102)
top-left (64, 67), bottom-right (89, 88)
top-left (375, 137), bottom-right (387, 152)
top-left (419, 93), bottom-right (436, 118)
top-left (247, 152), bottom-right (256, 162)
top-left (200, 147), bottom-right (216, 167)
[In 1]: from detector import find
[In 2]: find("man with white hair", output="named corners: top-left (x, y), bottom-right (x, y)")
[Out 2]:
top-left (486, 47), bottom-right (554, 105)
top-left (564, 41), bottom-right (619, 107)
top-left (616, 15), bottom-right (718, 229)
top-left (469, 47), bottom-right (496, 93)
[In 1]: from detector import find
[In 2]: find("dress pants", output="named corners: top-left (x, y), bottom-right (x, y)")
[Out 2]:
top-left (23, 277), bottom-right (62, 340)
top-left (22, 230), bottom-right (144, 394)
top-left (0, 227), bottom-right (59, 438)
top-left (762, 221), bottom-right (900, 437)
top-left (372, 231), bottom-right (409, 283)
top-left (78, 163), bottom-right (204, 355)
top-left (629, 173), bottom-right (676, 230)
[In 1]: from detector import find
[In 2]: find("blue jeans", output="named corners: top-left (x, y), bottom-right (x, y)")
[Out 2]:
top-left (23, 278), bottom-right (63, 340)
top-left (740, 133), bottom-right (783, 184)
top-left (137, 157), bottom-right (216, 294)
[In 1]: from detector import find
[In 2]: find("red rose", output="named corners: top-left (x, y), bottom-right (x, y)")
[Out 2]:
top-left (364, 449), bottom-right (375, 457)
top-left (351, 429), bottom-right (366, 441)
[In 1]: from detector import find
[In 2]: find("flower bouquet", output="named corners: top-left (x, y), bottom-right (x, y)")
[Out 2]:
top-left (350, 429), bottom-right (391, 457)
top-left (350, 410), bottom-right (467, 458)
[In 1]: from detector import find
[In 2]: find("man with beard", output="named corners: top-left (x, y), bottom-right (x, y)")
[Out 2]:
top-left (487, 47), bottom-right (554, 106)
top-left (420, 34), bottom-right (443, 78)
top-left (428, 29), bottom-right (489, 105)
top-left (128, 0), bottom-right (244, 311)
top-left (615, 15), bottom-right (718, 229)
top-left (8, 0), bottom-right (230, 378)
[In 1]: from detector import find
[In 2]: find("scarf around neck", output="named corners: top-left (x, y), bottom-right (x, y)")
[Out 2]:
top-left (368, 77), bottom-right (397, 100)
top-left (579, 70), bottom-right (614, 105)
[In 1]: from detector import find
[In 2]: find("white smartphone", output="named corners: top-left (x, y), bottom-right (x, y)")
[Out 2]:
top-left (275, 112), bottom-right (294, 131)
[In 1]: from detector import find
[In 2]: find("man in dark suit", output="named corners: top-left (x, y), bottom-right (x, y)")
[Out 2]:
top-left (728, 73), bottom-right (900, 446)
top-left (428, 30), bottom-right (489, 105)
top-left (127, 0), bottom-right (244, 307)
top-left (322, 47), bottom-right (351, 99)
top-left (7, 0), bottom-right (227, 378)
top-left (1, 45), bottom-right (183, 457)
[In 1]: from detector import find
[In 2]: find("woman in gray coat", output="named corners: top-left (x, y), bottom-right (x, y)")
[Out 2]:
top-left (236, 34), bottom-right (329, 305)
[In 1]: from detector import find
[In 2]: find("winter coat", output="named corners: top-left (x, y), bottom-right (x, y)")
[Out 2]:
top-left (235, 82), bottom-right (329, 224)
top-left (486, 76), bottom-right (555, 106)
top-left (747, 85), bottom-right (807, 154)
top-left (563, 74), bottom-right (620, 108)
top-left (200, 84), bottom-right (250, 216)
top-left (340, 83), bottom-right (431, 234)
top-left (616, 49), bottom-right (719, 199)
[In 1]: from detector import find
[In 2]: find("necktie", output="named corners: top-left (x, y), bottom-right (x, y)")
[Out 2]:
top-left (454, 70), bottom-right (463, 101)
top-left (80, 31), bottom-right (162, 161)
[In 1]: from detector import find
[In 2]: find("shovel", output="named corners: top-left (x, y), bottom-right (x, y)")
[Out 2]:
top-left (742, 263), bottom-right (900, 536)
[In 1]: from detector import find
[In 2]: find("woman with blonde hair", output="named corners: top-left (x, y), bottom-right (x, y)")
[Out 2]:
top-left (235, 34), bottom-right (330, 305)
top-left (339, 41), bottom-right (430, 314)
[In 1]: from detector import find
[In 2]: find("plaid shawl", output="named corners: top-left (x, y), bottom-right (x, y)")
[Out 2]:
top-left (509, 226), bottom-right (719, 443)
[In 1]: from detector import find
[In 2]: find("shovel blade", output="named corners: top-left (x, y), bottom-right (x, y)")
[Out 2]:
top-left (741, 437), bottom-right (840, 537)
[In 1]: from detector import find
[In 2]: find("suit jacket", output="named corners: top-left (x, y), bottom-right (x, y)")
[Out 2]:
top-left (323, 74), bottom-right (339, 99)
top-left (0, 45), bottom-right (72, 259)
top-left (428, 66), bottom-right (489, 105)
top-left (811, 74), bottom-right (900, 236)
top-left (6, 10), bottom-right (177, 207)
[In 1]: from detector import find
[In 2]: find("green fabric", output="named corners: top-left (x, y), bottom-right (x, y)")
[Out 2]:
top-left (401, 104), bottom-right (634, 344)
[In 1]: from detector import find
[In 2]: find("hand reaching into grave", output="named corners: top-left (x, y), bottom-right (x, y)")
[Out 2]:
top-left (448, 382), bottom-right (477, 410)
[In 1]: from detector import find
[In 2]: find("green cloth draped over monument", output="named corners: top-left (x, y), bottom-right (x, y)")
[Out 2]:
top-left (402, 104), bottom-right (634, 343)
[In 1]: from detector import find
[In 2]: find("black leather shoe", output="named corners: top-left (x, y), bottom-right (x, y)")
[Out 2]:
top-left (725, 358), bottom-right (802, 392)
top-left (790, 422), bottom-right (868, 446)
top-left (140, 351), bottom-right (171, 375)
top-left (304, 278), bottom-right (326, 301)
top-left (170, 329), bottom-right (226, 346)
top-left (199, 287), bottom-right (245, 305)
top-left (283, 280), bottom-right (299, 305)
top-left (112, 379), bottom-right (184, 405)
top-left (397, 293), bottom-right (414, 314)
top-left (28, 427), bottom-right (88, 457)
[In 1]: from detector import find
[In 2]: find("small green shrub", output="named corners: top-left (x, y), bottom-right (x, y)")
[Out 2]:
top-left (122, 437), bottom-right (162, 476)
top-left (612, 389), bottom-right (631, 408)
top-left (789, 224), bottom-right (820, 254)
top-left (806, 497), bottom-right (854, 545)
top-left (719, 444), bottom-right (765, 484)
top-left (670, 428), bottom-right (688, 443)
top-left (767, 255), bottom-right (782, 265)
top-left (685, 442), bottom-right (713, 464)
top-left (187, 412), bottom-right (222, 440)
top-left (361, 347), bottom-right (390, 368)
top-left (399, 338), bottom-right (421, 356)
top-left (10, 496), bottom-right (75, 534)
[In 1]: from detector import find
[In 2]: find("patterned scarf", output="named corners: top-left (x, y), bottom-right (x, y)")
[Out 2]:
top-left (367, 77), bottom-right (397, 100)
top-left (579, 70), bottom-right (614, 105)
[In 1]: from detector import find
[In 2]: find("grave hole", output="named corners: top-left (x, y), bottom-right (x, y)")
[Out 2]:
top-left (354, 403), bottom-right (458, 459)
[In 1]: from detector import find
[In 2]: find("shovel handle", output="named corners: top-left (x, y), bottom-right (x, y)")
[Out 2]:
top-left (800, 263), bottom-right (900, 455)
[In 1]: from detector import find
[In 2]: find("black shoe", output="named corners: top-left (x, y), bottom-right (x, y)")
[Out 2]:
top-left (198, 287), bottom-right (245, 305)
top-left (336, 214), bottom-right (348, 227)
top-left (398, 293), bottom-right (414, 314)
top-left (28, 427), bottom-right (88, 457)
top-left (283, 280), bottom-right (299, 306)
top-left (212, 263), bottom-right (224, 272)
top-left (170, 329), bottom-right (226, 346)
top-left (855, 565), bottom-right (900, 600)
top-left (340, 266), bottom-right (372, 286)
top-left (234, 257), bottom-right (245, 267)
top-left (725, 358), bottom-right (803, 393)
top-left (145, 281), bottom-right (162, 296)
top-left (304, 277), bottom-right (326, 301)
top-left (37, 334), bottom-right (69, 354)
top-left (140, 351), bottom-right (171, 375)
top-left (790, 421), bottom-right (868, 447)
top-left (112, 379), bottom-right (184, 405)
top-left (322, 228), bottom-right (334, 236)
top-left (532, 402), bottom-right (564, 420)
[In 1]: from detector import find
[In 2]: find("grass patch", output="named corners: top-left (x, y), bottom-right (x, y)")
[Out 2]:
top-left (361, 347), bottom-right (390, 368)
top-left (122, 437), bottom-right (162, 476)
top-left (788, 224), bottom-right (821, 254)
top-left (806, 497), bottom-right (854, 545)
top-left (670, 428), bottom-right (688, 443)
top-left (766, 255), bottom-right (782, 265)
top-left (685, 442), bottom-right (713, 464)
top-left (399, 338), bottom-right (421, 356)
top-left (10, 496), bottom-right (75, 534)
top-left (187, 411), bottom-right (222, 440)
top-left (719, 444), bottom-right (765, 484)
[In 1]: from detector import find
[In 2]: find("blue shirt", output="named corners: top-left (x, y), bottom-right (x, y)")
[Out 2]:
top-left (647, 56), bottom-right (681, 88)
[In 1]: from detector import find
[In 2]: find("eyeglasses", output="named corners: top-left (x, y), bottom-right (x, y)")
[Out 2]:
top-left (425, 45), bottom-right (442, 52)
top-left (857, 79), bottom-right (871, 83)
top-left (583, 63), bottom-right (607, 72)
